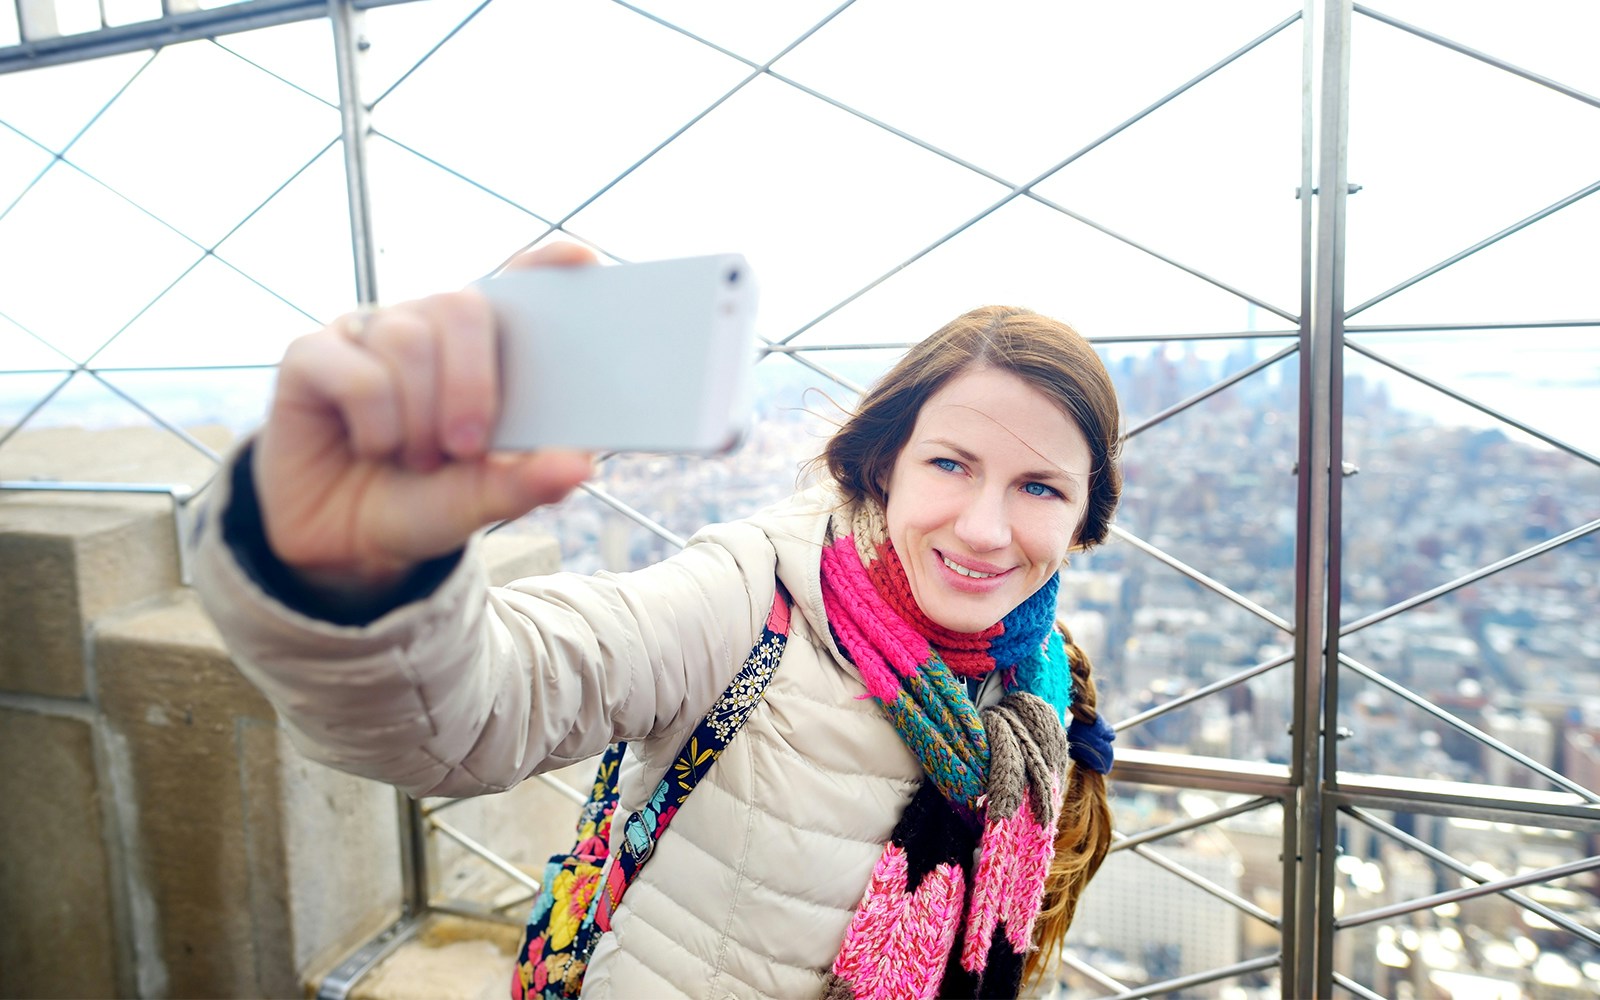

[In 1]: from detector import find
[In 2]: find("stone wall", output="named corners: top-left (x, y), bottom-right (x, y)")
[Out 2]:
top-left (0, 429), bottom-right (574, 998)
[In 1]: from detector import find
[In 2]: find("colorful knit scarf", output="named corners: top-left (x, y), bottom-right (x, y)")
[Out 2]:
top-left (818, 500), bottom-right (1104, 1000)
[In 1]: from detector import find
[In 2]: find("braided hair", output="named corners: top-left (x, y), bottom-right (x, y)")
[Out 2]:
top-left (1024, 625), bottom-right (1115, 987)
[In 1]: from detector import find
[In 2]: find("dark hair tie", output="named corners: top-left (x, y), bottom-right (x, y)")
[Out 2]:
top-left (1068, 714), bottom-right (1116, 775)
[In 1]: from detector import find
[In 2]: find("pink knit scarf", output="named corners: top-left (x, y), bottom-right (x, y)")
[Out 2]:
top-left (819, 501), bottom-right (1073, 999)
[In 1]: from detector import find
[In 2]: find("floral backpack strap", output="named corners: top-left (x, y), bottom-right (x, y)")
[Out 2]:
top-left (588, 583), bottom-right (791, 935)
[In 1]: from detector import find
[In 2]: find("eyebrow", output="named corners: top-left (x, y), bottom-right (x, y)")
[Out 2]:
top-left (925, 437), bottom-right (1085, 486)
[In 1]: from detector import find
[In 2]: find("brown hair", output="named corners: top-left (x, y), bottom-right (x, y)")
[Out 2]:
top-left (822, 305), bottom-right (1122, 549)
top-left (822, 306), bottom-right (1121, 982)
top-left (1027, 627), bottom-right (1114, 986)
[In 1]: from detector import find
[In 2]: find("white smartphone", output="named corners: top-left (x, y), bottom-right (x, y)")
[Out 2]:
top-left (478, 253), bottom-right (760, 454)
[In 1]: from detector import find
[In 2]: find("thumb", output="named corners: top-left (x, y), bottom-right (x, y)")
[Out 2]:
top-left (470, 449), bottom-right (596, 524)
top-left (372, 451), bottom-right (593, 563)
top-left (505, 241), bottom-right (598, 272)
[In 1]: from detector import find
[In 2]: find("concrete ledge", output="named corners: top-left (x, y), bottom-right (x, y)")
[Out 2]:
top-left (482, 527), bottom-right (562, 586)
top-left (0, 706), bottom-right (119, 1000)
top-left (95, 591), bottom-right (298, 998)
top-left (0, 499), bottom-right (177, 698)
top-left (0, 435), bottom-right (574, 1000)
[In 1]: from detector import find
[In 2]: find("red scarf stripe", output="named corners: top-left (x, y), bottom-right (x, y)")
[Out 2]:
top-left (867, 540), bottom-right (1005, 678)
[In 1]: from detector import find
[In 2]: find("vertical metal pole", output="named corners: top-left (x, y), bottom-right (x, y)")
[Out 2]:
top-left (1280, 1), bottom-right (1319, 991)
top-left (1316, 2), bottom-right (1352, 995)
top-left (330, 0), bottom-right (379, 308)
top-left (1292, 1), bottom-right (1352, 997)
top-left (395, 795), bottom-right (429, 920)
top-left (330, 0), bottom-right (427, 923)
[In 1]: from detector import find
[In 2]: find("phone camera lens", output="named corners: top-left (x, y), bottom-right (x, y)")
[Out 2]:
top-left (726, 268), bottom-right (740, 285)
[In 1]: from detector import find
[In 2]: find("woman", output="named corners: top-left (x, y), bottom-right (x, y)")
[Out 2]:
top-left (193, 243), bottom-right (1122, 999)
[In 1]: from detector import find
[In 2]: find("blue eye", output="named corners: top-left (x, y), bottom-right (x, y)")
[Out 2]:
top-left (1022, 482), bottom-right (1061, 498)
top-left (932, 458), bottom-right (962, 473)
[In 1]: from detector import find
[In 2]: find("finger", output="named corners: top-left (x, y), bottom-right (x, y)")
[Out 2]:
top-left (276, 322), bottom-right (404, 459)
top-left (360, 307), bottom-right (444, 472)
top-left (504, 240), bottom-right (598, 271)
top-left (368, 450), bottom-right (594, 559)
top-left (413, 290), bottom-right (499, 460)
top-left (479, 449), bottom-right (596, 521)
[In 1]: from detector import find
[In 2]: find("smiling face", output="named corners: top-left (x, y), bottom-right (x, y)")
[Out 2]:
top-left (883, 365), bottom-right (1093, 634)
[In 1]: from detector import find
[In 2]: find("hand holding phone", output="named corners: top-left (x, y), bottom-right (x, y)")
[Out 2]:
top-left (251, 243), bottom-right (601, 592)
top-left (479, 254), bottom-right (760, 455)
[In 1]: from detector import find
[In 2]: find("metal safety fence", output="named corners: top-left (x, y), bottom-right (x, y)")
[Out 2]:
top-left (3, 1), bottom-right (1596, 997)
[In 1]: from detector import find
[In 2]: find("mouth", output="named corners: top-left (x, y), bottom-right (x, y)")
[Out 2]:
top-left (939, 552), bottom-right (1007, 580)
top-left (942, 555), bottom-right (997, 579)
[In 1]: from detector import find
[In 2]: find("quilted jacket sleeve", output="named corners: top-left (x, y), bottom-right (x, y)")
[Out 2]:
top-left (189, 448), bottom-right (775, 799)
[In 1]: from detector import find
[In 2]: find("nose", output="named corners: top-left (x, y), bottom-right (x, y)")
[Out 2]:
top-left (953, 485), bottom-right (1011, 553)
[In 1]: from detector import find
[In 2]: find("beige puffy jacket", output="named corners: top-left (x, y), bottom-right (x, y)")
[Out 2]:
top-left (193, 463), bottom-right (924, 999)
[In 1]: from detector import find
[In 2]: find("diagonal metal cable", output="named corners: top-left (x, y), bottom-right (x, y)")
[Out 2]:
top-left (0, 49), bottom-right (156, 225)
top-left (1330, 972), bottom-right (1388, 1000)
top-left (4, 20), bottom-right (486, 462)
top-left (575, 481), bottom-right (688, 549)
top-left (1109, 795), bottom-right (1280, 853)
top-left (0, 70), bottom-right (167, 422)
top-left (0, 302), bottom-right (79, 369)
top-left (1343, 805), bottom-right (1600, 947)
top-left (615, 3), bottom-right (1306, 343)
top-left (1339, 6), bottom-right (1600, 344)
top-left (494, 228), bottom-right (873, 409)
top-left (1344, 338), bottom-right (1600, 469)
top-left (375, 1), bottom-right (1305, 414)
top-left (367, 129), bottom-right (562, 229)
top-left (0, 116), bottom-right (342, 443)
top-left (210, 35), bottom-right (342, 111)
top-left (749, 342), bottom-right (867, 398)
top-left (1335, 853), bottom-right (1600, 930)
top-left (1, 132), bottom-right (335, 450)
top-left (1108, 524), bottom-right (1294, 633)
top-left (771, 10), bottom-right (1308, 347)
top-left (4, 35), bottom-right (352, 365)
top-left (1115, 652), bottom-right (1294, 735)
top-left (1123, 344), bottom-right (1300, 440)
top-left (1345, 177), bottom-right (1600, 319)
top-left (76, 141), bottom-right (338, 368)
top-left (1338, 652), bottom-right (1600, 804)
top-left (435, 1), bottom-right (1301, 403)
top-left (1354, 4), bottom-right (1600, 111)
top-left (1111, 829), bottom-right (1279, 928)
top-left (1340, 516), bottom-right (1600, 636)
top-left (86, 371), bottom-right (221, 462)
top-left (1024, 191), bottom-right (1300, 323)
top-left (1059, 951), bottom-right (1129, 994)
top-left (426, 814), bottom-right (541, 894)
top-left (1101, 955), bottom-right (1283, 1000)
top-left (367, 0), bottom-right (498, 109)
top-left (9, 133), bottom-right (332, 382)
top-left (0, 372), bottom-right (74, 452)
top-left (94, 363), bottom-right (278, 373)
top-left (486, 0), bottom-right (863, 278)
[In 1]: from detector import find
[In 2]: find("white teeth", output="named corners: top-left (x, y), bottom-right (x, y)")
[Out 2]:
top-left (942, 555), bottom-right (997, 579)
